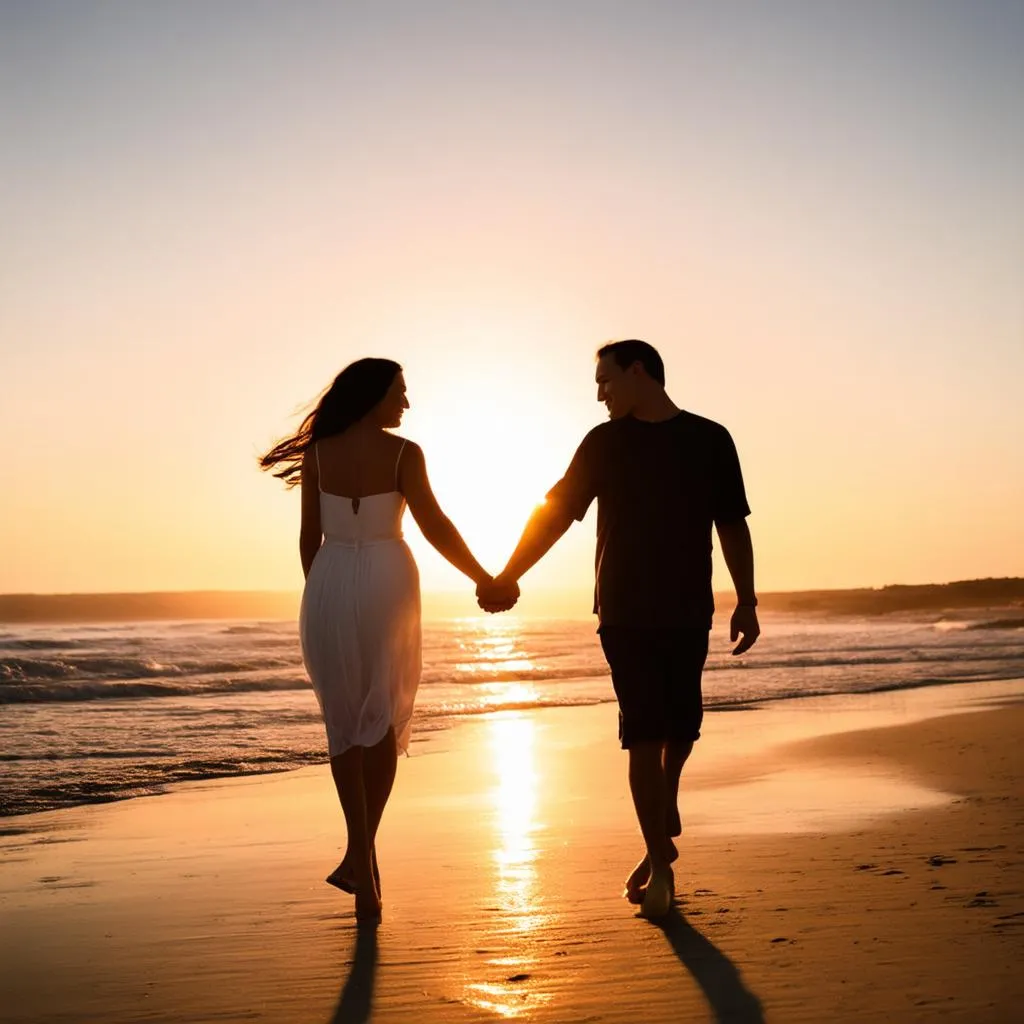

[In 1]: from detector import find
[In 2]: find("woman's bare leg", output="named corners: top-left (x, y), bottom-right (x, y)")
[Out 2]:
top-left (330, 747), bottom-right (379, 917)
top-left (363, 729), bottom-right (397, 841)
top-left (328, 729), bottom-right (397, 897)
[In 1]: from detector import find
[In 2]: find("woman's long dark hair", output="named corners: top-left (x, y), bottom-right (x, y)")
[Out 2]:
top-left (260, 358), bottom-right (402, 487)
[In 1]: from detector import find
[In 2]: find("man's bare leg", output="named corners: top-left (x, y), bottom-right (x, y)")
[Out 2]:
top-left (664, 739), bottom-right (694, 837)
top-left (627, 741), bottom-right (678, 918)
top-left (624, 739), bottom-right (694, 904)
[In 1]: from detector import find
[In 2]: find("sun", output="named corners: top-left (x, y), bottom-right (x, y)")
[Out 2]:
top-left (398, 377), bottom-right (582, 584)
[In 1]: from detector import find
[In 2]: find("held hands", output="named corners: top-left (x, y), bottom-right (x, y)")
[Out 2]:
top-left (477, 574), bottom-right (520, 614)
top-left (730, 604), bottom-right (760, 655)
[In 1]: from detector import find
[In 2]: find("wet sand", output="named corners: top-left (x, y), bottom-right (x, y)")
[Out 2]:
top-left (2, 679), bottom-right (1022, 1022)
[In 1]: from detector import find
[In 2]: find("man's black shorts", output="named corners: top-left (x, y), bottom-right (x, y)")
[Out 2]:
top-left (598, 626), bottom-right (710, 749)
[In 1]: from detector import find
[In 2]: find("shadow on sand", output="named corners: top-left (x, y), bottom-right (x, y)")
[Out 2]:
top-left (655, 907), bottom-right (765, 1023)
top-left (329, 927), bottom-right (379, 1024)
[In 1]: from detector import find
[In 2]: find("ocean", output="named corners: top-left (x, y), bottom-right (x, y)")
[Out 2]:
top-left (2, 611), bottom-right (1022, 817)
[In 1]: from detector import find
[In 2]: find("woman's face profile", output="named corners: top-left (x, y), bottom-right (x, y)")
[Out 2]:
top-left (376, 371), bottom-right (409, 428)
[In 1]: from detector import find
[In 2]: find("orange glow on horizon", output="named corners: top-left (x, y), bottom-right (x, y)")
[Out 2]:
top-left (2, 6), bottom-right (1022, 597)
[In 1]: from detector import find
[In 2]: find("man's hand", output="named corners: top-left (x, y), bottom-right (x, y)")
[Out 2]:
top-left (730, 605), bottom-right (760, 655)
top-left (477, 575), bottom-right (520, 614)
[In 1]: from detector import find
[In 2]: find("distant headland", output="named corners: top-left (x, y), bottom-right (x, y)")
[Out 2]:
top-left (754, 577), bottom-right (1024, 616)
top-left (0, 578), bottom-right (1021, 624)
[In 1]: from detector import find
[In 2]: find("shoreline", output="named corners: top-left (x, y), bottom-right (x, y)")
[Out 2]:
top-left (4, 673), bottom-right (1023, 823)
top-left (2, 677), bottom-right (1022, 1022)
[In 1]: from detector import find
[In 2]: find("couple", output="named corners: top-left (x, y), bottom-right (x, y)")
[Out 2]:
top-left (260, 339), bottom-right (759, 925)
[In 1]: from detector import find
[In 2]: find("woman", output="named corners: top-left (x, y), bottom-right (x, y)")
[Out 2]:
top-left (261, 358), bottom-right (492, 924)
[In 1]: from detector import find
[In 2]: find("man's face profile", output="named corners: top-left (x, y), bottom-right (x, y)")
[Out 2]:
top-left (596, 355), bottom-right (639, 419)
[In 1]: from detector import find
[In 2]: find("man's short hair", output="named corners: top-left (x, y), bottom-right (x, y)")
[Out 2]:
top-left (596, 339), bottom-right (665, 387)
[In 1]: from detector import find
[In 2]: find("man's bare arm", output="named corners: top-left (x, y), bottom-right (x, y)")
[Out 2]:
top-left (716, 518), bottom-right (756, 604)
top-left (494, 500), bottom-right (575, 586)
top-left (478, 501), bottom-right (572, 611)
top-left (716, 517), bottom-right (760, 655)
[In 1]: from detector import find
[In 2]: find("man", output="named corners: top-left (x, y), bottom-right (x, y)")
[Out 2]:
top-left (477, 339), bottom-right (759, 919)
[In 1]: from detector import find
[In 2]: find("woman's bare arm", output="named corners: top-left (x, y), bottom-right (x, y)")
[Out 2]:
top-left (299, 447), bottom-right (323, 579)
top-left (401, 443), bottom-right (490, 585)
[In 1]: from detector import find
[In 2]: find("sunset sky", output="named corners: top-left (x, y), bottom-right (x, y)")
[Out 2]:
top-left (2, 1), bottom-right (1022, 602)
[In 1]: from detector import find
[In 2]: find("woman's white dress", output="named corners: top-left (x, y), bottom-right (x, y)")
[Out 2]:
top-left (300, 467), bottom-right (422, 757)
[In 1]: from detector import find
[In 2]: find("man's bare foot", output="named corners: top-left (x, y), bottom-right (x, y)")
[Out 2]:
top-left (639, 865), bottom-right (674, 920)
top-left (623, 840), bottom-right (678, 904)
top-left (623, 856), bottom-right (651, 904)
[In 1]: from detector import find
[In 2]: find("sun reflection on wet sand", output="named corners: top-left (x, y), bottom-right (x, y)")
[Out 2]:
top-left (463, 707), bottom-right (554, 1018)
top-left (491, 712), bottom-right (540, 932)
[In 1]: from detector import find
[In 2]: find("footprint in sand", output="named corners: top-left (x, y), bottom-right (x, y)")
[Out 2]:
top-left (967, 892), bottom-right (999, 908)
top-left (994, 912), bottom-right (1024, 929)
top-left (38, 875), bottom-right (97, 889)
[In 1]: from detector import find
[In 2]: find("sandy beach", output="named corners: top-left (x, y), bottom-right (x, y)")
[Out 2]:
top-left (2, 678), bottom-right (1022, 1023)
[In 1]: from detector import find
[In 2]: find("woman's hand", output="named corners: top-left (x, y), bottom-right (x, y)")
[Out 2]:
top-left (476, 575), bottom-right (520, 614)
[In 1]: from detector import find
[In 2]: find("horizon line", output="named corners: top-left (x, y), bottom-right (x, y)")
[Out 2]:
top-left (1, 575), bottom-right (1022, 601)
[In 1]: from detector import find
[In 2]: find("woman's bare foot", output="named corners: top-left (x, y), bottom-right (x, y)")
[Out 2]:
top-left (351, 858), bottom-right (382, 927)
top-left (326, 846), bottom-right (382, 897)
top-left (326, 859), bottom-right (355, 893)
top-left (354, 887), bottom-right (382, 927)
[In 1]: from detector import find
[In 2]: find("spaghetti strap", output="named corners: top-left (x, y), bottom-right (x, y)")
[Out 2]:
top-left (394, 439), bottom-right (408, 491)
top-left (314, 442), bottom-right (322, 493)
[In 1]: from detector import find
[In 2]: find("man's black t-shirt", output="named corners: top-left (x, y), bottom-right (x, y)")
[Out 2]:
top-left (546, 411), bottom-right (750, 629)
